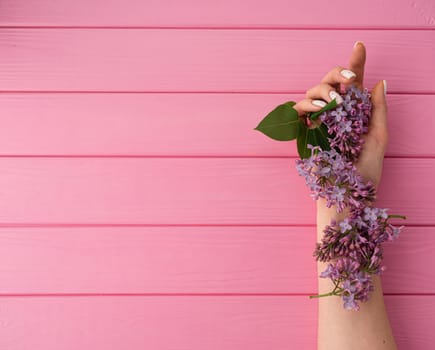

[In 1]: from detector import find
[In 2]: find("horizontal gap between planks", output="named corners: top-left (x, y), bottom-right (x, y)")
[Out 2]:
top-left (0, 155), bottom-right (435, 159)
top-left (0, 293), bottom-right (434, 298)
top-left (1, 90), bottom-right (434, 95)
top-left (0, 223), bottom-right (317, 228)
top-left (1, 26), bottom-right (435, 31)
top-left (0, 223), bottom-right (428, 228)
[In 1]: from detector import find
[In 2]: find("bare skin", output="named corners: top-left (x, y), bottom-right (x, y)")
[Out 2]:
top-left (293, 41), bottom-right (397, 349)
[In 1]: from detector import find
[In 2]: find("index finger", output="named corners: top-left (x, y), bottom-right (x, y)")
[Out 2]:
top-left (319, 41), bottom-right (367, 93)
top-left (347, 41), bottom-right (366, 90)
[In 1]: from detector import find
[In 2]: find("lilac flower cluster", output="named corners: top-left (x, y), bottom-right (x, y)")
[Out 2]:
top-left (319, 257), bottom-right (374, 310)
top-left (295, 84), bottom-right (405, 310)
top-left (315, 207), bottom-right (400, 265)
top-left (313, 206), bottom-right (402, 310)
top-left (319, 84), bottom-right (371, 161)
top-left (295, 146), bottom-right (376, 212)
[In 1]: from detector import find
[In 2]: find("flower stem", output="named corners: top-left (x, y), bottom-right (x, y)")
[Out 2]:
top-left (309, 291), bottom-right (336, 299)
top-left (387, 214), bottom-right (407, 220)
top-left (309, 287), bottom-right (343, 299)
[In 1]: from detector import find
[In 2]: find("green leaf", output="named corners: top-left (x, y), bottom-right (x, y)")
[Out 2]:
top-left (297, 121), bottom-right (310, 159)
top-left (254, 101), bottom-right (301, 141)
top-left (315, 123), bottom-right (332, 151)
top-left (309, 99), bottom-right (338, 121)
top-left (297, 122), bottom-right (332, 159)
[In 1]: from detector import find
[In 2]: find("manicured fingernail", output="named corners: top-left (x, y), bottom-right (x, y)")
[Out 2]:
top-left (383, 80), bottom-right (387, 95)
top-left (312, 99), bottom-right (327, 108)
top-left (329, 90), bottom-right (344, 104)
top-left (353, 40), bottom-right (364, 48)
top-left (340, 69), bottom-right (356, 79)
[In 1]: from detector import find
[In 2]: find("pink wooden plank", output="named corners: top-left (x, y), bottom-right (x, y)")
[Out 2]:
top-left (0, 0), bottom-right (434, 28)
top-left (0, 29), bottom-right (433, 92)
top-left (0, 158), bottom-right (431, 225)
top-left (0, 93), bottom-right (432, 157)
top-left (0, 296), bottom-right (432, 349)
top-left (0, 226), bottom-right (431, 294)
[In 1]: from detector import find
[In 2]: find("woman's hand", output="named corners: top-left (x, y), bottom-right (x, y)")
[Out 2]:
top-left (292, 41), bottom-right (388, 190)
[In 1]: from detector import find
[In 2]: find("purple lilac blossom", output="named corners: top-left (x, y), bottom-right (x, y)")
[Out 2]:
top-left (314, 208), bottom-right (404, 273)
top-left (319, 257), bottom-right (375, 311)
top-left (319, 84), bottom-right (371, 161)
top-left (296, 84), bottom-right (405, 310)
top-left (295, 145), bottom-right (376, 212)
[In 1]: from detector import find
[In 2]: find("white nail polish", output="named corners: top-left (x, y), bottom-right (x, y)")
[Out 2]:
top-left (312, 100), bottom-right (327, 108)
top-left (329, 90), bottom-right (344, 104)
top-left (340, 69), bottom-right (356, 79)
top-left (353, 40), bottom-right (364, 48)
top-left (383, 80), bottom-right (387, 95)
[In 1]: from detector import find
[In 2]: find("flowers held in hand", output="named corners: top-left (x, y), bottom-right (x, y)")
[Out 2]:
top-left (254, 83), bottom-right (406, 311)
top-left (319, 84), bottom-right (371, 161)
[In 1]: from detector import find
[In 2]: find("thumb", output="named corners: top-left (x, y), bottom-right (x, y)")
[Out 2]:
top-left (368, 79), bottom-right (388, 141)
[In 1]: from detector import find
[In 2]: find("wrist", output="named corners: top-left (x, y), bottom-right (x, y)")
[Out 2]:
top-left (316, 198), bottom-right (350, 239)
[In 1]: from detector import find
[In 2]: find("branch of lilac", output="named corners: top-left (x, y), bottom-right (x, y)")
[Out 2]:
top-left (295, 83), bottom-right (406, 310)
top-left (254, 43), bottom-right (406, 310)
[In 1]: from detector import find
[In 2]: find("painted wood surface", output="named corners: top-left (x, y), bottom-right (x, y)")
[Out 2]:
top-left (0, 0), bottom-right (434, 28)
top-left (0, 158), bottom-right (432, 225)
top-left (0, 0), bottom-right (434, 348)
top-left (0, 93), bottom-right (434, 157)
top-left (0, 29), bottom-right (434, 93)
top-left (0, 226), bottom-right (432, 294)
top-left (0, 296), bottom-right (433, 350)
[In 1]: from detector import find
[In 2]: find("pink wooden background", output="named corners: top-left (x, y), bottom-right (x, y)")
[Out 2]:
top-left (1, 1), bottom-right (434, 348)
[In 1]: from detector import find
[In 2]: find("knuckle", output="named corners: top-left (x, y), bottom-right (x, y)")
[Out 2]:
top-left (300, 98), bottom-right (310, 107)
top-left (305, 85), bottom-right (317, 98)
top-left (321, 82), bottom-right (334, 91)
top-left (292, 101), bottom-right (305, 115)
top-left (322, 83), bottom-right (336, 96)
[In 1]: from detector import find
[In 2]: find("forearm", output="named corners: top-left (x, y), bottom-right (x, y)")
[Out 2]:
top-left (316, 198), bottom-right (397, 350)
